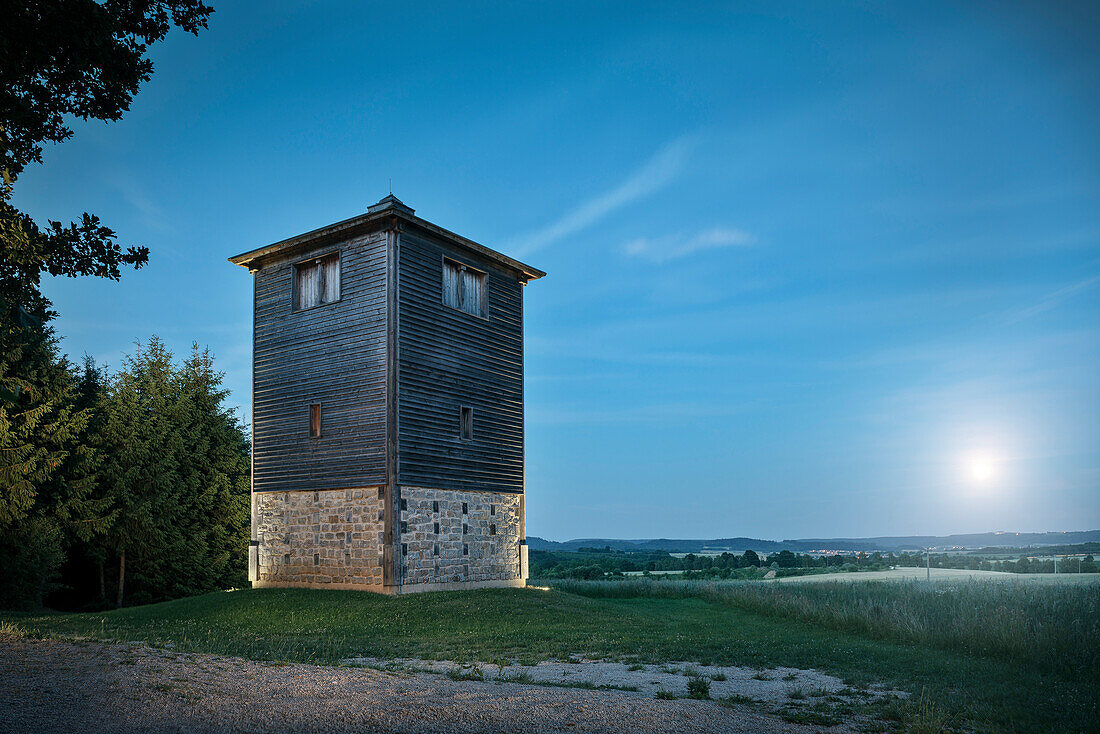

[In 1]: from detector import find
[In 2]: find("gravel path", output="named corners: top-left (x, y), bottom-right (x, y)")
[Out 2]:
top-left (1, 636), bottom-right (851, 733)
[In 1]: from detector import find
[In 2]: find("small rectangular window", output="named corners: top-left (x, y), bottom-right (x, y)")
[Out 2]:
top-left (310, 404), bottom-right (321, 438)
top-left (460, 406), bottom-right (473, 440)
top-left (432, 501), bottom-right (439, 513)
top-left (434, 522), bottom-right (440, 534)
top-left (294, 252), bottom-right (340, 310)
top-left (463, 543), bottom-right (469, 556)
top-left (462, 502), bottom-right (468, 514)
top-left (442, 258), bottom-right (487, 317)
top-left (490, 524), bottom-right (496, 536)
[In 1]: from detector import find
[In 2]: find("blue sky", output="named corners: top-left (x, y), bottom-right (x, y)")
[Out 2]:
top-left (16, 1), bottom-right (1100, 540)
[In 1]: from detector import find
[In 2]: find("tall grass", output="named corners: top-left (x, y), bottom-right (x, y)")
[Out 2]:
top-left (550, 578), bottom-right (1100, 676)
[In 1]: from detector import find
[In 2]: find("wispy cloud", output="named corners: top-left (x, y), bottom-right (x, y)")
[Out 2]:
top-left (509, 134), bottom-right (698, 257)
top-left (622, 227), bottom-right (754, 263)
top-left (1002, 274), bottom-right (1100, 324)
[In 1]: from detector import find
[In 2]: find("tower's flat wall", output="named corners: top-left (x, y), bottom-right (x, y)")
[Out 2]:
top-left (400, 487), bottom-right (523, 588)
top-left (254, 487), bottom-right (385, 590)
top-left (252, 486), bottom-right (525, 592)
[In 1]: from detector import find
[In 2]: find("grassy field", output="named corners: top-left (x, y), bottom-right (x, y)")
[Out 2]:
top-left (773, 568), bottom-right (1100, 584)
top-left (3, 580), bottom-right (1097, 733)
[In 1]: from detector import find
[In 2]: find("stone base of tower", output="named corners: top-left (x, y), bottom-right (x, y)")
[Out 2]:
top-left (250, 485), bottom-right (527, 593)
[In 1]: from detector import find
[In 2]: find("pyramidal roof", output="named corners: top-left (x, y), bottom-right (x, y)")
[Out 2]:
top-left (229, 195), bottom-right (545, 282)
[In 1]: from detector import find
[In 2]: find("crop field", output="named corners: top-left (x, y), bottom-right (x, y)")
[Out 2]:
top-left (3, 579), bottom-right (1097, 733)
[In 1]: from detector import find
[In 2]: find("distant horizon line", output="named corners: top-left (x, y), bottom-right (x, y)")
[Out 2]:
top-left (530, 529), bottom-right (1100, 544)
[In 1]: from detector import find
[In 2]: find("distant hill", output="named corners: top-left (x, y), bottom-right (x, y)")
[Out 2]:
top-left (526, 530), bottom-right (1100, 553)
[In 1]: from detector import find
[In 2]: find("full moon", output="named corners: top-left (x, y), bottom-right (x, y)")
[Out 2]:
top-left (970, 459), bottom-right (994, 482)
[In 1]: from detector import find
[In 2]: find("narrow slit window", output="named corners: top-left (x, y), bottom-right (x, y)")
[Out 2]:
top-left (442, 258), bottom-right (487, 317)
top-left (460, 406), bottom-right (473, 440)
top-left (309, 404), bottom-right (321, 438)
top-left (294, 252), bottom-right (340, 310)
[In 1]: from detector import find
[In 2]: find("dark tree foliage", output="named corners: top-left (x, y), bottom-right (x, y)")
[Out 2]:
top-left (1, 0), bottom-right (214, 178)
top-left (0, 1), bottom-right (214, 609)
top-left (97, 338), bottom-right (249, 607)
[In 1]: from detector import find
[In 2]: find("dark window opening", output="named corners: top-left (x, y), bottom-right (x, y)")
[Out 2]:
top-left (463, 543), bottom-right (469, 556)
top-left (400, 521), bottom-right (408, 533)
top-left (283, 553), bottom-right (290, 565)
top-left (313, 553), bottom-right (319, 566)
top-left (442, 258), bottom-right (487, 317)
top-left (432, 501), bottom-right (439, 513)
top-left (434, 522), bottom-right (440, 534)
top-left (462, 523), bottom-right (468, 535)
top-left (310, 404), bottom-right (321, 438)
top-left (490, 504), bottom-right (496, 516)
top-left (462, 502), bottom-right (468, 514)
top-left (433, 544), bottom-right (439, 556)
top-left (400, 498), bottom-right (407, 511)
top-left (402, 543), bottom-right (407, 556)
top-left (460, 406), bottom-right (473, 440)
top-left (490, 524), bottom-right (496, 536)
top-left (294, 252), bottom-right (340, 311)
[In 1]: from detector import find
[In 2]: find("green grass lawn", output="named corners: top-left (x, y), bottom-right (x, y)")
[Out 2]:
top-left (3, 583), bottom-right (1097, 734)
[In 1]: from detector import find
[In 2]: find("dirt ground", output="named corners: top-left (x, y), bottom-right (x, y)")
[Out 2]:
top-left (1, 635), bottom-right (859, 733)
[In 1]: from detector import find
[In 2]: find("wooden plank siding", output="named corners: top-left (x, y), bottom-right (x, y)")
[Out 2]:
top-left (252, 233), bottom-right (389, 492)
top-left (395, 230), bottom-right (526, 494)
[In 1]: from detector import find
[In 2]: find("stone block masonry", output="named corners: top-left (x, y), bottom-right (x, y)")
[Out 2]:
top-left (399, 487), bottom-right (523, 588)
top-left (252, 485), bottom-right (524, 593)
top-left (254, 487), bottom-right (385, 590)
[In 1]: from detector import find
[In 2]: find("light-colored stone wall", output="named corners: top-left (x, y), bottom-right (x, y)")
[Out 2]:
top-left (400, 487), bottom-right (523, 587)
top-left (254, 487), bottom-right (385, 588)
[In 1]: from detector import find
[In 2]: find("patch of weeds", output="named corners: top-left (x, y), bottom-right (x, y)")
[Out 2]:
top-left (681, 665), bottom-right (702, 678)
top-left (751, 671), bottom-right (774, 681)
top-left (626, 663), bottom-right (645, 671)
top-left (904, 687), bottom-right (952, 734)
top-left (876, 697), bottom-right (906, 723)
top-left (504, 671), bottom-right (534, 684)
top-left (719, 694), bottom-right (758, 707)
top-left (687, 676), bottom-right (711, 700)
top-left (785, 684), bottom-right (807, 700)
top-left (660, 665), bottom-right (679, 674)
top-left (781, 671), bottom-right (798, 682)
top-left (148, 682), bottom-right (173, 693)
top-left (780, 707), bottom-right (842, 727)
top-left (809, 686), bottom-right (831, 697)
top-left (710, 672), bottom-right (727, 681)
top-left (0, 621), bottom-right (25, 637)
top-left (120, 657), bottom-right (137, 666)
top-left (487, 656), bottom-right (508, 670)
top-left (446, 665), bottom-right (483, 681)
top-left (655, 690), bottom-right (678, 700)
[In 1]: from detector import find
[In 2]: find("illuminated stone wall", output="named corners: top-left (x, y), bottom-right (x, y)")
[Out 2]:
top-left (252, 486), bottom-right (524, 591)
top-left (254, 487), bottom-right (385, 589)
top-left (399, 487), bottom-right (523, 587)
